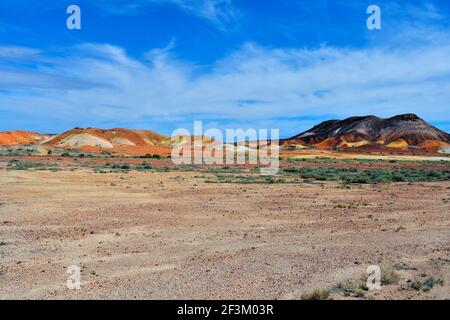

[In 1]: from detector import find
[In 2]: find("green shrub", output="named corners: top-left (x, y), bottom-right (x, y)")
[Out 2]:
top-left (411, 276), bottom-right (444, 291)
top-left (140, 154), bottom-right (161, 159)
top-left (7, 160), bottom-right (57, 171)
top-left (136, 161), bottom-right (152, 170)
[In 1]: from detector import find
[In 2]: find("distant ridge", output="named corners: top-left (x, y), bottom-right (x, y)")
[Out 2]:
top-left (43, 127), bottom-right (169, 148)
top-left (0, 130), bottom-right (50, 146)
top-left (284, 114), bottom-right (450, 152)
top-left (1, 114), bottom-right (449, 155)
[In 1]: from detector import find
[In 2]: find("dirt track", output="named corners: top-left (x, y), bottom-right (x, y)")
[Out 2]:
top-left (0, 169), bottom-right (449, 299)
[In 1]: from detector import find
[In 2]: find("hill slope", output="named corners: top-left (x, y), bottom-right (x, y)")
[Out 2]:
top-left (285, 114), bottom-right (450, 152)
top-left (0, 131), bottom-right (50, 146)
top-left (39, 127), bottom-right (171, 155)
top-left (44, 128), bottom-right (169, 148)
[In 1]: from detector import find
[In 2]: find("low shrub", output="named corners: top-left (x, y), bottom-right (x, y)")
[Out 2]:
top-left (381, 268), bottom-right (400, 285)
top-left (301, 288), bottom-right (331, 300)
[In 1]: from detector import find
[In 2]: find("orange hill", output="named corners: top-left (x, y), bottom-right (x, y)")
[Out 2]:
top-left (1, 115), bottom-right (449, 156)
top-left (42, 128), bottom-right (171, 156)
top-left (0, 130), bottom-right (50, 146)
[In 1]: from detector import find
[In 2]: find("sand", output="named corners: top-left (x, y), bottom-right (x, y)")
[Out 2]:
top-left (0, 168), bottom-right (449, 300)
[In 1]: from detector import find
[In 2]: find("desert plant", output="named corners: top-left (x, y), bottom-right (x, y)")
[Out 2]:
top-left (136, 161), bottom-right (152, 170)
top-left (381, 268), bottom-right (400, 285)
top-left (301, 288), bottom-right (331, 300)
top-left (393, 262), bottom-right (415, 271)
top-left (410, 276), bottom-right (444, 292)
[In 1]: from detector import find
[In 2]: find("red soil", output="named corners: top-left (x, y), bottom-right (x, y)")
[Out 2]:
top-left (0, 131), bottom-right (48, 146)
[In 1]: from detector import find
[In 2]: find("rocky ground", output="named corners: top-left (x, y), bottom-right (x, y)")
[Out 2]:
top-left (0, 167), bottom-right (449, 299)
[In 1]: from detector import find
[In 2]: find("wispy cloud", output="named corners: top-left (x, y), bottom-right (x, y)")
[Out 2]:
top-left (96, 0), bottom-right (237, 29)
top-left (0, 46), bottom-right (41, 58)
top-left (170, 0), bottom-right (236, 27)
top-left (144, 38), bottom-right (177, 61)
top-left (0, 0), bottom-right (238, 31)
top-left (1, 1), bottom-right (450, 134)
top-left (407, 1), bottom-right (446, 21)
top-left (1, 23), bottom-right (450, 135)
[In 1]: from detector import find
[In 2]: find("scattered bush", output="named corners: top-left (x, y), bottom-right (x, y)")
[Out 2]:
top-left (280, 167), bottom-right (450, 184)
top-left (140, 154), bottom-right (161, 159)
top-left (6, 160), bottom-right (58, 171)
top-left (410, 276), bottom-right (444, 292)
top-left (393, 262), bottom-right (415, 271)
top-left (301, 288), bottom-right (331, 300)
top-left (136, 161), bottom-right (152, 170)
top-left (381, 268), bottom-right (400, 285)
top-left (332, 282), bottom-right (367, 298)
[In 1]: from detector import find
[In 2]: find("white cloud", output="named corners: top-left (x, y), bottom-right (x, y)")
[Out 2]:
top-left (1, 28), bottom-right (450, 135)
top-left (407, 2), bottom-right (445, 21)
top-left (96, 0), bottom-right (237, 28)
top-left (0, 46), bottom-right (41, 58)
top-left (170, 0), bottom-right (236, 26)
top-left (144, 38), bottom-right (177, 61)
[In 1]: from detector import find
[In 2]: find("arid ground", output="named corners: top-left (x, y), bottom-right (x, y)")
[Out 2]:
top-left (0, 156), bottom-right (449, 300)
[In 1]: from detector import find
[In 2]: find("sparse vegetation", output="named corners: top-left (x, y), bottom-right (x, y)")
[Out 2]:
top-left (200, 166), bottom-right (450, 185)
top-left (301, 288), bottom-right (331, 300)
top-left (136, 161), bottom-right (152, 170)
top-left (381, 268), bottom-right (400, 285)
top-left (281, 167), bottom-right (450, 184)
top-left (409, 276), bottom-right (444, 292)
top-left (0, 152), bottom-right (448, 300)
top-left (395, 226), bottom-right (406, 232)
top-left (139, 154), bottom-right (162, 159)
top-left (6, 160), bottom-right (59, 171)
top-left (332, 281), bottom-right (368, 299)
top-left (393, 262), bottom-right (415, 271)
top-left (2, 154), bottom-right (449, 186)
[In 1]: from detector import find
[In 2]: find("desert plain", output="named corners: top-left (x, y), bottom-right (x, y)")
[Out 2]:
top-left (0, 155), bottom-right (449, 300)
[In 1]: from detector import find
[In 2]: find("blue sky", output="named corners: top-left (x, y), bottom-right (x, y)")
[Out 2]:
top-left (0, 0), bottom-right (450, 137)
